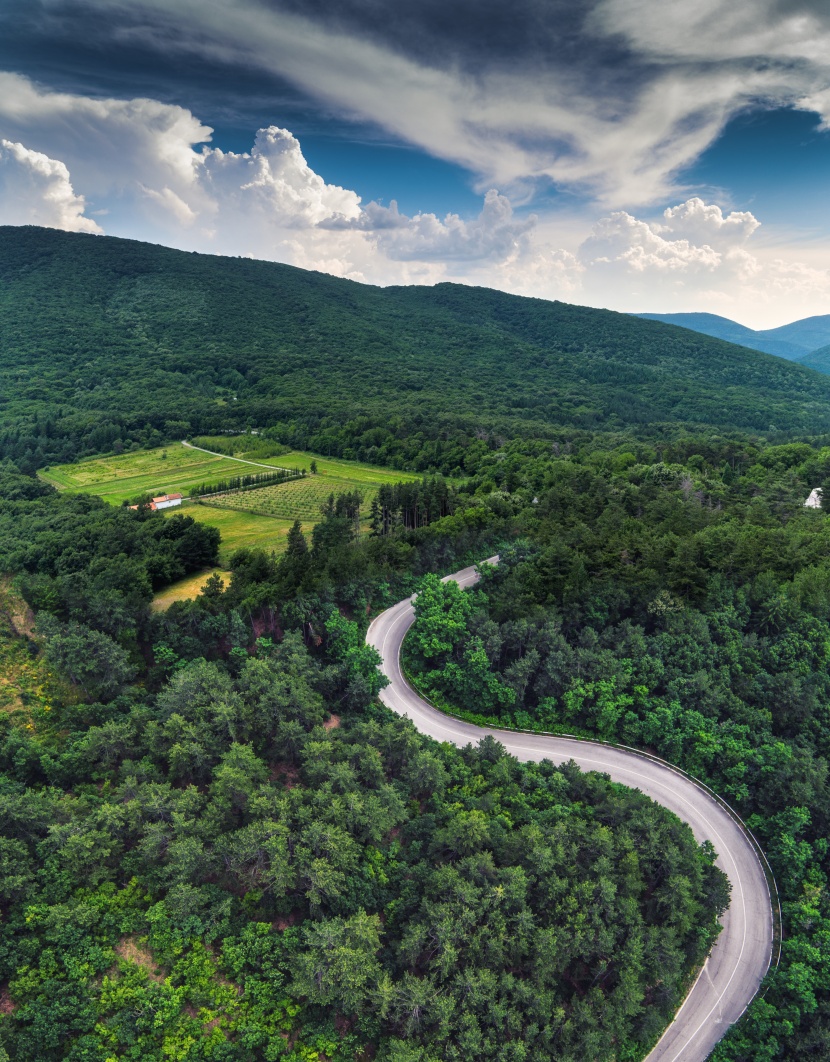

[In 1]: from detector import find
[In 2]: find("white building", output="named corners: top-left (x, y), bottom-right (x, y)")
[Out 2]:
top-left (152, 493), bottom-right (183, 510)
top-left (805, 488), bottom-right (823, 509)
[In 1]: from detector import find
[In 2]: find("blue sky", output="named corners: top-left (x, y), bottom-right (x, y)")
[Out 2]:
top-left (0, 0), bottom-right (828, 327)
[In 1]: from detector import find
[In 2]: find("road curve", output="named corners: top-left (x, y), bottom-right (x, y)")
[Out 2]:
top-left (366, 559), bottom-right (775, 1062)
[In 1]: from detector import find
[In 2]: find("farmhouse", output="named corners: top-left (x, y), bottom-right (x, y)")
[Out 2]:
top-left (152, 493), bottom-right (183, 510)
top-left (129, 493), bottom-right (183, 512)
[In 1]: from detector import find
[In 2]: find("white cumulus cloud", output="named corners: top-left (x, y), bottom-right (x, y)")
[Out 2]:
top-left (201, 127), bottom-right (363, 229)
top-left (571, 197), bottom-right (830, 325)
top-left (0, 139), bottom-right (100, 233)
top-left (0, 72), bottom-right (210, 235)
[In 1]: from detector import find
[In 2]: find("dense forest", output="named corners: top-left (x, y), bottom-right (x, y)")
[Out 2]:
top-left (403, 434), bottom-right (830, 1060)
top-left (0, 465), bottom-right (728, 1061)
top-left (5, 227), bottom-right (830, 476)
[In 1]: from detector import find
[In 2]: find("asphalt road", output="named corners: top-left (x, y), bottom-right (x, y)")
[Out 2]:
top-left (366, 559), bottom-right (775, 1062)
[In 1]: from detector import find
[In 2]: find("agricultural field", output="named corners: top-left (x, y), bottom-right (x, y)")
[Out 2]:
top-left (39, 444), bottom-right (247, 505)
top-left (258, 450), bottom-right (421, 485)
top-left (191, 436), bottom-right (421, 487)
top-left (37, 440), bottom-right (421, 585)
top-left (206, 475), bottom-right (379, 521)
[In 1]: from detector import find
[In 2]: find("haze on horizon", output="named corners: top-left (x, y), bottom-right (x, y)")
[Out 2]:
top-left (1, 0), bottom-right (829, 329)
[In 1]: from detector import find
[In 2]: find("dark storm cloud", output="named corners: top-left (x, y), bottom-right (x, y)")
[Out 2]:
top-left (0, 0), bottom-right (310, 128)
top-left (270, 0), bottom-right (613, 67)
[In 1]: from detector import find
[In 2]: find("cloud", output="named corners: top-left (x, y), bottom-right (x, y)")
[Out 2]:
top-left (572, 197), bottom-right (830, 326)
top-left (329, 190), bottom-right (536, 263)
top-left (0, 139), bottom-right (101, 232)
top-left (0, 75), bottom-right (490, 274)
top-left (201, 127), bottom-right (362, 230)
top-left (0, 71), bottom-right (210, 223)
top-left (16, 0), bottom-right (830, 207)
top-left (580, 199), bottom-right (756, 277)
top-left (657, 199), bottom-right (760, 247)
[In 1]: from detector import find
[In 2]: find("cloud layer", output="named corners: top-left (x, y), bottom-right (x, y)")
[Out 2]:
top-left (10, 0), bottom-right (830, 207)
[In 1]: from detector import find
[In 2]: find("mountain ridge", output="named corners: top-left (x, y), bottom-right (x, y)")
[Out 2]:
top-left (4, 226), bottom-right (830, 474)
top-left (636, 310), bottom-right (830, 365)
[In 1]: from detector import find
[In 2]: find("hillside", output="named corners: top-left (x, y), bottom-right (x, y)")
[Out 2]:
top-left (637, 310), bottom-right (830, 365)
top-left (4, 227), bottom-right (830, 474)
top-left (800, 343), bottom-right (830, 376)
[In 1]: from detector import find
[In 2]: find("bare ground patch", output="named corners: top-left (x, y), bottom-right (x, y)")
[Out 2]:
top-left (270, 763), bottom-right (300, 788)
top-left (114, 936), bottom-right (166, 982)
top-left (0, 577), bottom-right (36, 639)
top-left (0, 984), bottom-right (16, 1015)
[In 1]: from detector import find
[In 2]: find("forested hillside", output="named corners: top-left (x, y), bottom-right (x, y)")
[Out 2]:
top-left (402, 434), bottom-right (830, 1060)
top-left (4, 227), bottom-right (830, 475)
top-left (0, 466), bottom-right (728, 1062)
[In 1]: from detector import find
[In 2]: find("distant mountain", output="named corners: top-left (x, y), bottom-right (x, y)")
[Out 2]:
top-left (5, 226), bottom-right (830, 475)
top-left (636, 312), bottom-right (759, 346)
top-left (799, 344), bottom-right (830, 376)
top-left (635, 312), bottom-right (812, 361)
top-left (632, 312), bottom-right (810, 363)
top-left (762, 315), bottom-right (830, 354)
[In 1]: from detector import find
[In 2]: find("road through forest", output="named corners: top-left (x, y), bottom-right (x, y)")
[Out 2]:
top-left (366, 559), bottom-right (776, 1062)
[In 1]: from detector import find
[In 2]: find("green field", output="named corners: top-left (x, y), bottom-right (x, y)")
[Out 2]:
top-left (40, 443), bottom-right (419, 507)
top-left (193, 437), bottom-right (420, 486)
top-left (258, 451), bottom-right (420, 485)
top-left (39, 441), bottom-right (420, 577)
top-left (39, 445), bottom-right (248, 505)
top-left (150, 568), bottom-right (233, 611)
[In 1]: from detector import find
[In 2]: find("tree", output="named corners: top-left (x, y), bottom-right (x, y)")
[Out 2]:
top-left (410, 575), bottom-right (473, 663)
top-left (38, 616), bottom-right (136, 700)
top-left (291, 910), bottom-right (383, 1014)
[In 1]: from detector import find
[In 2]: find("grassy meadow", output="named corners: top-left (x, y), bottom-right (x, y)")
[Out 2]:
top-left (172, 507), bottom-right (312, 564)
top-left (192, 436), bottom-right (421, 485)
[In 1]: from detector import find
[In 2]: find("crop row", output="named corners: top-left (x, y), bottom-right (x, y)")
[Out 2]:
top-left (205, 477), bottom-right (378, 520)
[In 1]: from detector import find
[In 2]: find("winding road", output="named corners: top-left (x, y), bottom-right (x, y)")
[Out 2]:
top-left (366, 559), bottom-right (776, 1062)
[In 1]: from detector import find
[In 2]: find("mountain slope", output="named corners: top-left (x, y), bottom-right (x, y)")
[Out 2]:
top-left (3, 226), bottom-right (830, 472)
top-left (636, 311), bottom-right (761, 347)
top-left (636, 310), bottom-right (830, 365)
top-left (799, 343), bottom-right (830, 376)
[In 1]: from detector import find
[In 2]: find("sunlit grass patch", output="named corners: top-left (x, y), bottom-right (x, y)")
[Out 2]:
top-left (151, 568), bottom-right (234, 611)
